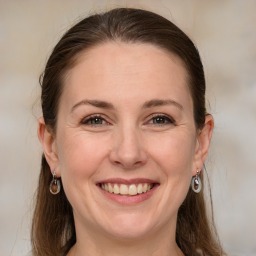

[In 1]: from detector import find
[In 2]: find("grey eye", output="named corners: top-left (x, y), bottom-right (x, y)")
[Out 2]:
top-left (149, 115), bottom-right (174, 125)
top-left (81, 116), bottom-right (107, 125)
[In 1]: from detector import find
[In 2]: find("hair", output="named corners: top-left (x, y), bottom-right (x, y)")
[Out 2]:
top-left (32, 8), bottom-right (225, 256)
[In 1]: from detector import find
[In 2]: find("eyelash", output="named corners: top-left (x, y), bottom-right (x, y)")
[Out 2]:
top-left (81, 114), bottom-right (109, 126)
top-left (146, 114), bottom-right (175, 126)
top-left (80, 114), bottom-right (175, 127)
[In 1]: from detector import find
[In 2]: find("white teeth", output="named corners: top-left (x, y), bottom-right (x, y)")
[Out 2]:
top-left (108, 183), bottom-right (113, 193)
top-left (120, 184), bottom-right (128, 194)
top-left (142, 183), bottom-right (148, 193)
top-left (128, 184), bottom-right (137, 195)
top-left (137, 184), bottom-right (143, 194)
top-left (113, 184), bottom-right (119, 194)
top-left (101, 183), bottom-right (154, 196)
top-left (104, 183), bottom-right (109, 192)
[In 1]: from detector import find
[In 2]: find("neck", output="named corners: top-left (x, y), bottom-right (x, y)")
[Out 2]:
top-left (68, 220), bottom-right (184, 256)
top-left (69, 238), bottom-right (183, 256)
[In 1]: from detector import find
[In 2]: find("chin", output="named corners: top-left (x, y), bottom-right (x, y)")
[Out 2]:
top-left (96, 210), bottom-right (163, 241)
top-left (104, 221), bottom-right (153, 241)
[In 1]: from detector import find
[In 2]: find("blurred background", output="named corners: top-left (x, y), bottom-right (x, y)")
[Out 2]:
top-left (0, 0), bottom-right (255, 255)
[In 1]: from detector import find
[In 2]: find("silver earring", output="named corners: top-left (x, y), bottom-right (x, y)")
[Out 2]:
top-left (49, 171), bottom-right (61, 195)
top-left (191, 170), bottom-right (202, 193)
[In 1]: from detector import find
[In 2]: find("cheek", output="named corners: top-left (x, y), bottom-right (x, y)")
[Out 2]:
top-left (56, 132), bottom-right (109, 180)
top-left (55, 132), bottom-right (111, 217)
top-left (145, 132), bottom-right (196, 223)
top-left (147, 131), bottom-right (196, 176)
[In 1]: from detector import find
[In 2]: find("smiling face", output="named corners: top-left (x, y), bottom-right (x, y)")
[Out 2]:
top-left (40, 42), bottom-right (210, 244)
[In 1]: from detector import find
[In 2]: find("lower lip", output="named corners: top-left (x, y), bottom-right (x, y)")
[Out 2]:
top-left (98, 185), bottom-right (159, 205)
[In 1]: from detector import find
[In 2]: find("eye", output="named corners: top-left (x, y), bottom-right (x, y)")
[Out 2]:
top-left (147, 114), bottom-right (175, 126)
top-left (81, 115), bottom-right (108, 126)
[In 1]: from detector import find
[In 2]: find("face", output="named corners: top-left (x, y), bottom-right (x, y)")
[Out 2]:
top-left (41, 42), bottom-right (209, 241)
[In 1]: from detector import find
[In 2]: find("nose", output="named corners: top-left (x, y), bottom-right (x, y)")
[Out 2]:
top-left (109, 126), bottom-right (148, 170)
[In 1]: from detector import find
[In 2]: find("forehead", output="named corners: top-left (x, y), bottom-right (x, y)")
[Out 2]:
top-left (71, 41), bottom-right (188, 79)
top-left (62, 42), bottom-right (191, 106)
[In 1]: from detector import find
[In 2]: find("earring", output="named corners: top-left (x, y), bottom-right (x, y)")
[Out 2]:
top-left (191, 170), bottom-right (202, 193)
top-left (49, 171), bottom-right (61, 195)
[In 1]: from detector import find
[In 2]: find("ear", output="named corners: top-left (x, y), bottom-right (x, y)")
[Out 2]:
top-left (38, 117), bottom-right (60, 177)
top-left (192, 114), bottom-right (214, 175)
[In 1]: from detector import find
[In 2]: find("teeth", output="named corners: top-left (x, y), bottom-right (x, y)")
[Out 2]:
top-left (113, 184), bottom-right (119, 194)
top-left (129, 184), bottom-right (137, 195)
top-left (142, 183), bottom-right (148, 193)
top-left (108, 183), bottom-right (113, 193)
top-left (101, 183), bottom-right (154, 196)
top-left (137, 184), bottom-right (143, 194)
top-left (120, 184), bottom-right (128, 194)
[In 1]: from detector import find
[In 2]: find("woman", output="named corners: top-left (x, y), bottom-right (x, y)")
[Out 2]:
top-left (32, 8), bottom-right (225, 256)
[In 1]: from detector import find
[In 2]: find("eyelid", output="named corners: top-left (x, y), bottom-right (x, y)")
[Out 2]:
top-left (145, 113), bottom-right (176, 125)
top-left (80, 114), bottom-right (110, 126)
top-left (80, 113), bottom-right (175, 127)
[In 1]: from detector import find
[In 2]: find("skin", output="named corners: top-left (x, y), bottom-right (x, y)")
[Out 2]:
top-left (38, 42), bottom-right (213, 256)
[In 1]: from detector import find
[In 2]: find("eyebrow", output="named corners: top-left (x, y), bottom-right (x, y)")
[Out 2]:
top-left (142, 99), bottom-right (183, 110)
top-left (71, 99), bottom-right (115, 113)
top-left (71, 98), bottom-right (183, 113)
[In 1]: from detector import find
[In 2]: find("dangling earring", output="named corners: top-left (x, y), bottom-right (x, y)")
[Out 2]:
top-left (191, 170), bottom-right (202, 193)
top-left (49, 171), bottom-right (61, 195)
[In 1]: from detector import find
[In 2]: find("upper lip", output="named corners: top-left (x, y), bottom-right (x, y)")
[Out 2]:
top-left (97, 178), bottom-right (159, 185)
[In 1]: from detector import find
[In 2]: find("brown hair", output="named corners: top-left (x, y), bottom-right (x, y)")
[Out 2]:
top-left (32, 8), bottom-right (225, 256)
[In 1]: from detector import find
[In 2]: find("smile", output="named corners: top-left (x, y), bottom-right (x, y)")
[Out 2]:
top-left (100, 183), bottom-right (154, 196)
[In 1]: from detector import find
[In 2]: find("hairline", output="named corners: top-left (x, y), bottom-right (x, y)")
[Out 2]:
top-left (54, 39), bottom-right (194, 133)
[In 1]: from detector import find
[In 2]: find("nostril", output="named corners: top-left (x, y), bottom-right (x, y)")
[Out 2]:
top-left (109, 136), bottom-right (148, 169)
top-left (111, 157), bottom-right (147, 170)
top-left (113, 160), bottom-right (122, 166)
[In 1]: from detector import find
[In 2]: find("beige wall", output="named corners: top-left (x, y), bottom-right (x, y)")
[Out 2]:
top-left (0, 1), bottom-right (255, 255)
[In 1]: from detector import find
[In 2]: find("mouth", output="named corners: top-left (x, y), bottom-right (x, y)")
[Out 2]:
top-left (96, 178), bottom-right (160, 204)
top-left (99, 182), bottom-right (155, 196)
